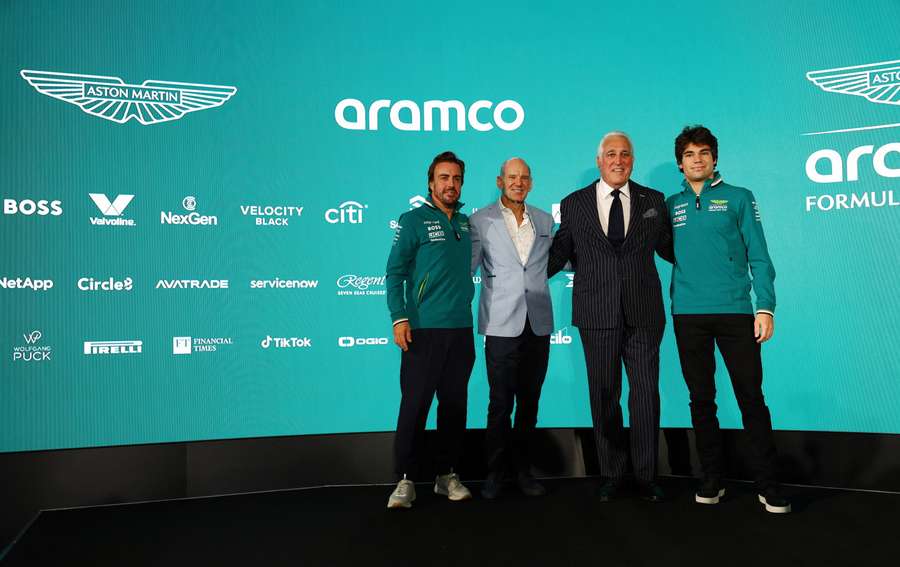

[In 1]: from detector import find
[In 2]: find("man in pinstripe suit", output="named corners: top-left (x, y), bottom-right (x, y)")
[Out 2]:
top-left (548, 131), bottom-right (673, 502)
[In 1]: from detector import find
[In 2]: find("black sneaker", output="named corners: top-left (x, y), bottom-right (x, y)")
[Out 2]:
top-left (758, 485), bottom-right (792, 514)
top-left (695, 477), bottom-right (725, 505)
top-left (516, 472), bottom-right (546, 497)
top-left (480, 472), bottom-right (503, 500)
top-left (597, 479), bottom-right (619, 502)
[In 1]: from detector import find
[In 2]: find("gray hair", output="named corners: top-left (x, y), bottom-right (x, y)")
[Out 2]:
top-left (499, 157), bottom-right (531, 177)
top-left (597, 131), bottom-right (634, 157)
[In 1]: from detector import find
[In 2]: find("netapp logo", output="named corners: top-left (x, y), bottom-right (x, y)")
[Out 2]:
top-left (250, 278), bottom-right (319, 289)
top-left (0, 277), bottom-right (53, 291)
top-left (161, 196), bottom-right (218, 226)
top-left (173, 336), bottom-right (233, 354)
top-left (336, 275), bottom-right (385, 296)
top-left (335, 99), bottom-right (525, 132)
top-left (12, 330), bottom-right (52, 362)
top-left (78, 277), bottom-right (133, 292)
top-left (338, 336), bottom-right (389, 347)
top-left (21, 70), bottom-right (238, 125)
top-left (240, 204), bottom-right (303, 227)
top-left (807, 59), bottom-right (900, 106)
top-left (155, 279), bottom-right (229, 289)
top-left (325, 201), bottom-right (367, 224)
top-left (260, 336), bottom-right (311, 349)
top-left (84, 340), bottom-right (142, 355)
top-left (89, 194), bottom-right (135, 226)
top-left (550, 328), bottom-right (573, 346)
top-left (3, 199), bottom-right (62, 216)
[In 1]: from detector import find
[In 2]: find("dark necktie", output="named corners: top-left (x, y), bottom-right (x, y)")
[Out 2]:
top-left (608, 189), bottom-right (624, 248)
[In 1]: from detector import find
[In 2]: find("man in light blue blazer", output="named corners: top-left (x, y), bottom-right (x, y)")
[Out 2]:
top-left (470, 157), bottom-right (556, 499)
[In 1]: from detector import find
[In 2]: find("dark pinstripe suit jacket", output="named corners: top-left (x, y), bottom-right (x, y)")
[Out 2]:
top-left (548, 179), bottom-right (674, 329)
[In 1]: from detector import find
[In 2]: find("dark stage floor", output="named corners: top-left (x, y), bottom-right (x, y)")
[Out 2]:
top-left (2, 477), bottom-right (896, 566)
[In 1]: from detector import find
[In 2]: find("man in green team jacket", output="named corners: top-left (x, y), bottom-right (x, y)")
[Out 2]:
top-left (384, 151), bottom-right (476, 509)
top-left (666, 125), bottom-right (791, 514)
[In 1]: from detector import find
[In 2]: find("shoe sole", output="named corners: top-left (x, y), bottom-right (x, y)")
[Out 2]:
top-left (386, 495), bottom-right (415, 509)
top-left (758, 495), bottom-right (791, 514)
top-left (434, 486), bottom-right (472, 501)
top-left (695, 488), bottom-right (726, 505)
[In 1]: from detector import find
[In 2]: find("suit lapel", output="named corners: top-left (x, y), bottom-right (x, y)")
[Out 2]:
top-left (624, 182), bottom-right (650, 246)
top-left (574, 183), bottom-right (612, 249)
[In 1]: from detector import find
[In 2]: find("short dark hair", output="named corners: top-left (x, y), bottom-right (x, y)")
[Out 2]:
top-left (675, 125), bottom-right (718, 165)
top-left (427, 151), bottom-right (465, 185)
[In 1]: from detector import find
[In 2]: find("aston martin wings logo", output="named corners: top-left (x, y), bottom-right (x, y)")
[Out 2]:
top-left (20, 70), bottom-right (237, 125)
top-left (806, 59), bottom-right (900, 106)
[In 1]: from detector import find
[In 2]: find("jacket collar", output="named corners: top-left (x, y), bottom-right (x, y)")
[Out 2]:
top-left (424, 195), bottom-right (464, 213)
top-left (681, 171), bottom-right (723, 195)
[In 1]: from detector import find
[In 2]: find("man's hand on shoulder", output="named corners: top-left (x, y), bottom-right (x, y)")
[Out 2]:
top-left (755, 313), bottom-right (774, 343)
top-left (393, 321), bottom-right (413, 351)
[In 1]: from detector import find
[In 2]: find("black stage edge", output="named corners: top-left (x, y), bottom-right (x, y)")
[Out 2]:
top-left (4, 478), bottom-right (898, 566)
top-left (2, 428), bottom-right (899, 554)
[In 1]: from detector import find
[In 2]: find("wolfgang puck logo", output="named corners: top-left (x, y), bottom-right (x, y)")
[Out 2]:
top-left (806, 59), bottom-right (900, 106)
top-left (21, 70), bottom-right (237, 125)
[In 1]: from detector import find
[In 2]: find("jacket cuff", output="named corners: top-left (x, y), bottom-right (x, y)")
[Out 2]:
top-left (392, 317), bottom-right (409, 326)
top-left (756, 309), bottom-right (774, 317)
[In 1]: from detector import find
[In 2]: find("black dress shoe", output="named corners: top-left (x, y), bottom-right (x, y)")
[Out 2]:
top-left (516, 473), bottom-right (546, 497)
top-left (638, 482), bottom-right (666, 503)
top-left (481, 474), bottom-right (502, 500)
top-left (597, 479), bottom-right (619, 502)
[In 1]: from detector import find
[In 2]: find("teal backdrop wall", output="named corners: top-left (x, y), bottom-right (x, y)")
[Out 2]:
top-left (2, 0), bottom-right (899, 452)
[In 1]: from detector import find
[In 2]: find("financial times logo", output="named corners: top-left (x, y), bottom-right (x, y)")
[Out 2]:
top-left (807, 59), bottom-right (900, 106)
top-left (335, 99), bottom-right (524, 132)
top-left (173, 336), bottom-right (233, 354)
top-left (325, 201), bottom-right (367, 224)
top-left (21, 70), bottom-right (237, 125)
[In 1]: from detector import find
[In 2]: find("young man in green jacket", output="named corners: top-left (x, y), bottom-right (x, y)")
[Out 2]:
top-left (385, 151), bottom-right (476, 509)
top-left (667, 125), bottom-right (790, 513)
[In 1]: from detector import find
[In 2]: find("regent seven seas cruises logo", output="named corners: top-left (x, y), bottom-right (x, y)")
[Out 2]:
top-left (21, 70), bottom-right (237, 125)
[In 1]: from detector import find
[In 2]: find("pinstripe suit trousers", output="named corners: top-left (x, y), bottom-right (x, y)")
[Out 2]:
top-left (579, 326), bottom-right (663, 482)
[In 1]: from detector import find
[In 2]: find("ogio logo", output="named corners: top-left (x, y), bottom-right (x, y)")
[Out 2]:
top-left (338, 336), bottom-right (389, 347)
top-left (21, 70), bottom-right (237, 125)
top-left (335, 99), bottom-right (524, 131)
top-left (806, 59), bottom-right (900, 106)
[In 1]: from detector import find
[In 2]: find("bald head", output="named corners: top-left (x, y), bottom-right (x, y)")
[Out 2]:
top-left (497, 157), bottom-right (533, 206)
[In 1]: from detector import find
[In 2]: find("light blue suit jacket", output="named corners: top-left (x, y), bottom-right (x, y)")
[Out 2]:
top-left (470, 202), bottom-right (555, 337)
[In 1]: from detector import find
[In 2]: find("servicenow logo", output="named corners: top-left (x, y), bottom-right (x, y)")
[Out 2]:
top-left (335, 99), bottom-right (524, 132)
top-left (250, 278), bottom-right (319, 289)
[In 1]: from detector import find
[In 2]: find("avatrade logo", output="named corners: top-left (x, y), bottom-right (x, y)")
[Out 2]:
top-left (12, 330), bottom-right (52, 362)
top-left (21, 70), bottom-right (237, 125)
top-left (335, 99), bottom-right (524, 132)
top-left (78, 277), bottom-right (133, 292)
top-left (550, 327), bottom-right (573, 346)
top-left (0, 277), bottom-right (53, 291)
top-left (250, 278), bottom-right (319, 289)
top-left (338, 336), bottom-right (389, 347)
top-left (89, 194), bottom-right (135, 226)
top-left (240, 204), bottom-right (303, 227)
top-left (807, 59), bottom-right (900, 106)
top-left (336, 275), bottom-right (385, 296)
top-left (325, 201), bottom-right (367, 224)
top-left (260, 336), bottom-right (311, 349)
top-left (173, 336), bottom-right (233, 355)
top-left (84, 340), bottom-right (142, 355)
top-left (161, 196), bottom-right (218, 226)
top-left (3, 199), bottom-right (62, 216)
top-left (155, 279), bottom-right (229, 289)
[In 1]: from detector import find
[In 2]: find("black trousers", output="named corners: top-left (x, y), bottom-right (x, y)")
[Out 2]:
top-left (484, 318), bottom-right (550, 476)
top-left (393, 327), bottom-right (475, 480)
top-left (578, 326), bottom-right (663, 483)
top-left (673, 314), bottom-right (778, 488)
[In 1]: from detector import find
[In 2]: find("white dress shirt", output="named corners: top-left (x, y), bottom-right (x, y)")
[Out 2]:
top-left (595, 179), bottom-right (631, 236)
top-left (498, 198), bottom-right (535, 265)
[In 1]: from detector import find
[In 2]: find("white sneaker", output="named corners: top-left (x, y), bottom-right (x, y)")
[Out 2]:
top-left (387, 477), bottom-right (416, 509)
top-left (434, 472), bottom-right (472, 501)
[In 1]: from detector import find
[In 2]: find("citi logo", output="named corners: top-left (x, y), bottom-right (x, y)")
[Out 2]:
top-left (161, 196), bottom-right (218, 226)
top-left (0, 277), bottom-right (53, 291)
top-left (78, 277), bottom-right (133, 291)
top-left (84, 340), bottom-right (142, 355)
top-left (805, 142), bottom-right (900, 183)
top-left (155, 279), bottom-right (229, 289)
top-left (335, 98), bottom-right (524, 132)
top-left (89, 194), bottom-right (135, 226)
top-left (260, 336), bottom-right (311, 348)
top-left (325, 201), bottom-right (367, 224)
top-left (807, 59), bottom-right (900, 106)
top-left (338, 336), bottom-right (389, 347)
top-left (551, 328), bottom-right (573, 345)
top-left (3, 199), bottom-right (62, 216)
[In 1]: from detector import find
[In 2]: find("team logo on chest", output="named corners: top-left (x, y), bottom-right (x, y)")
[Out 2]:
top-left (708, 199), bottom-right (729, 212)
